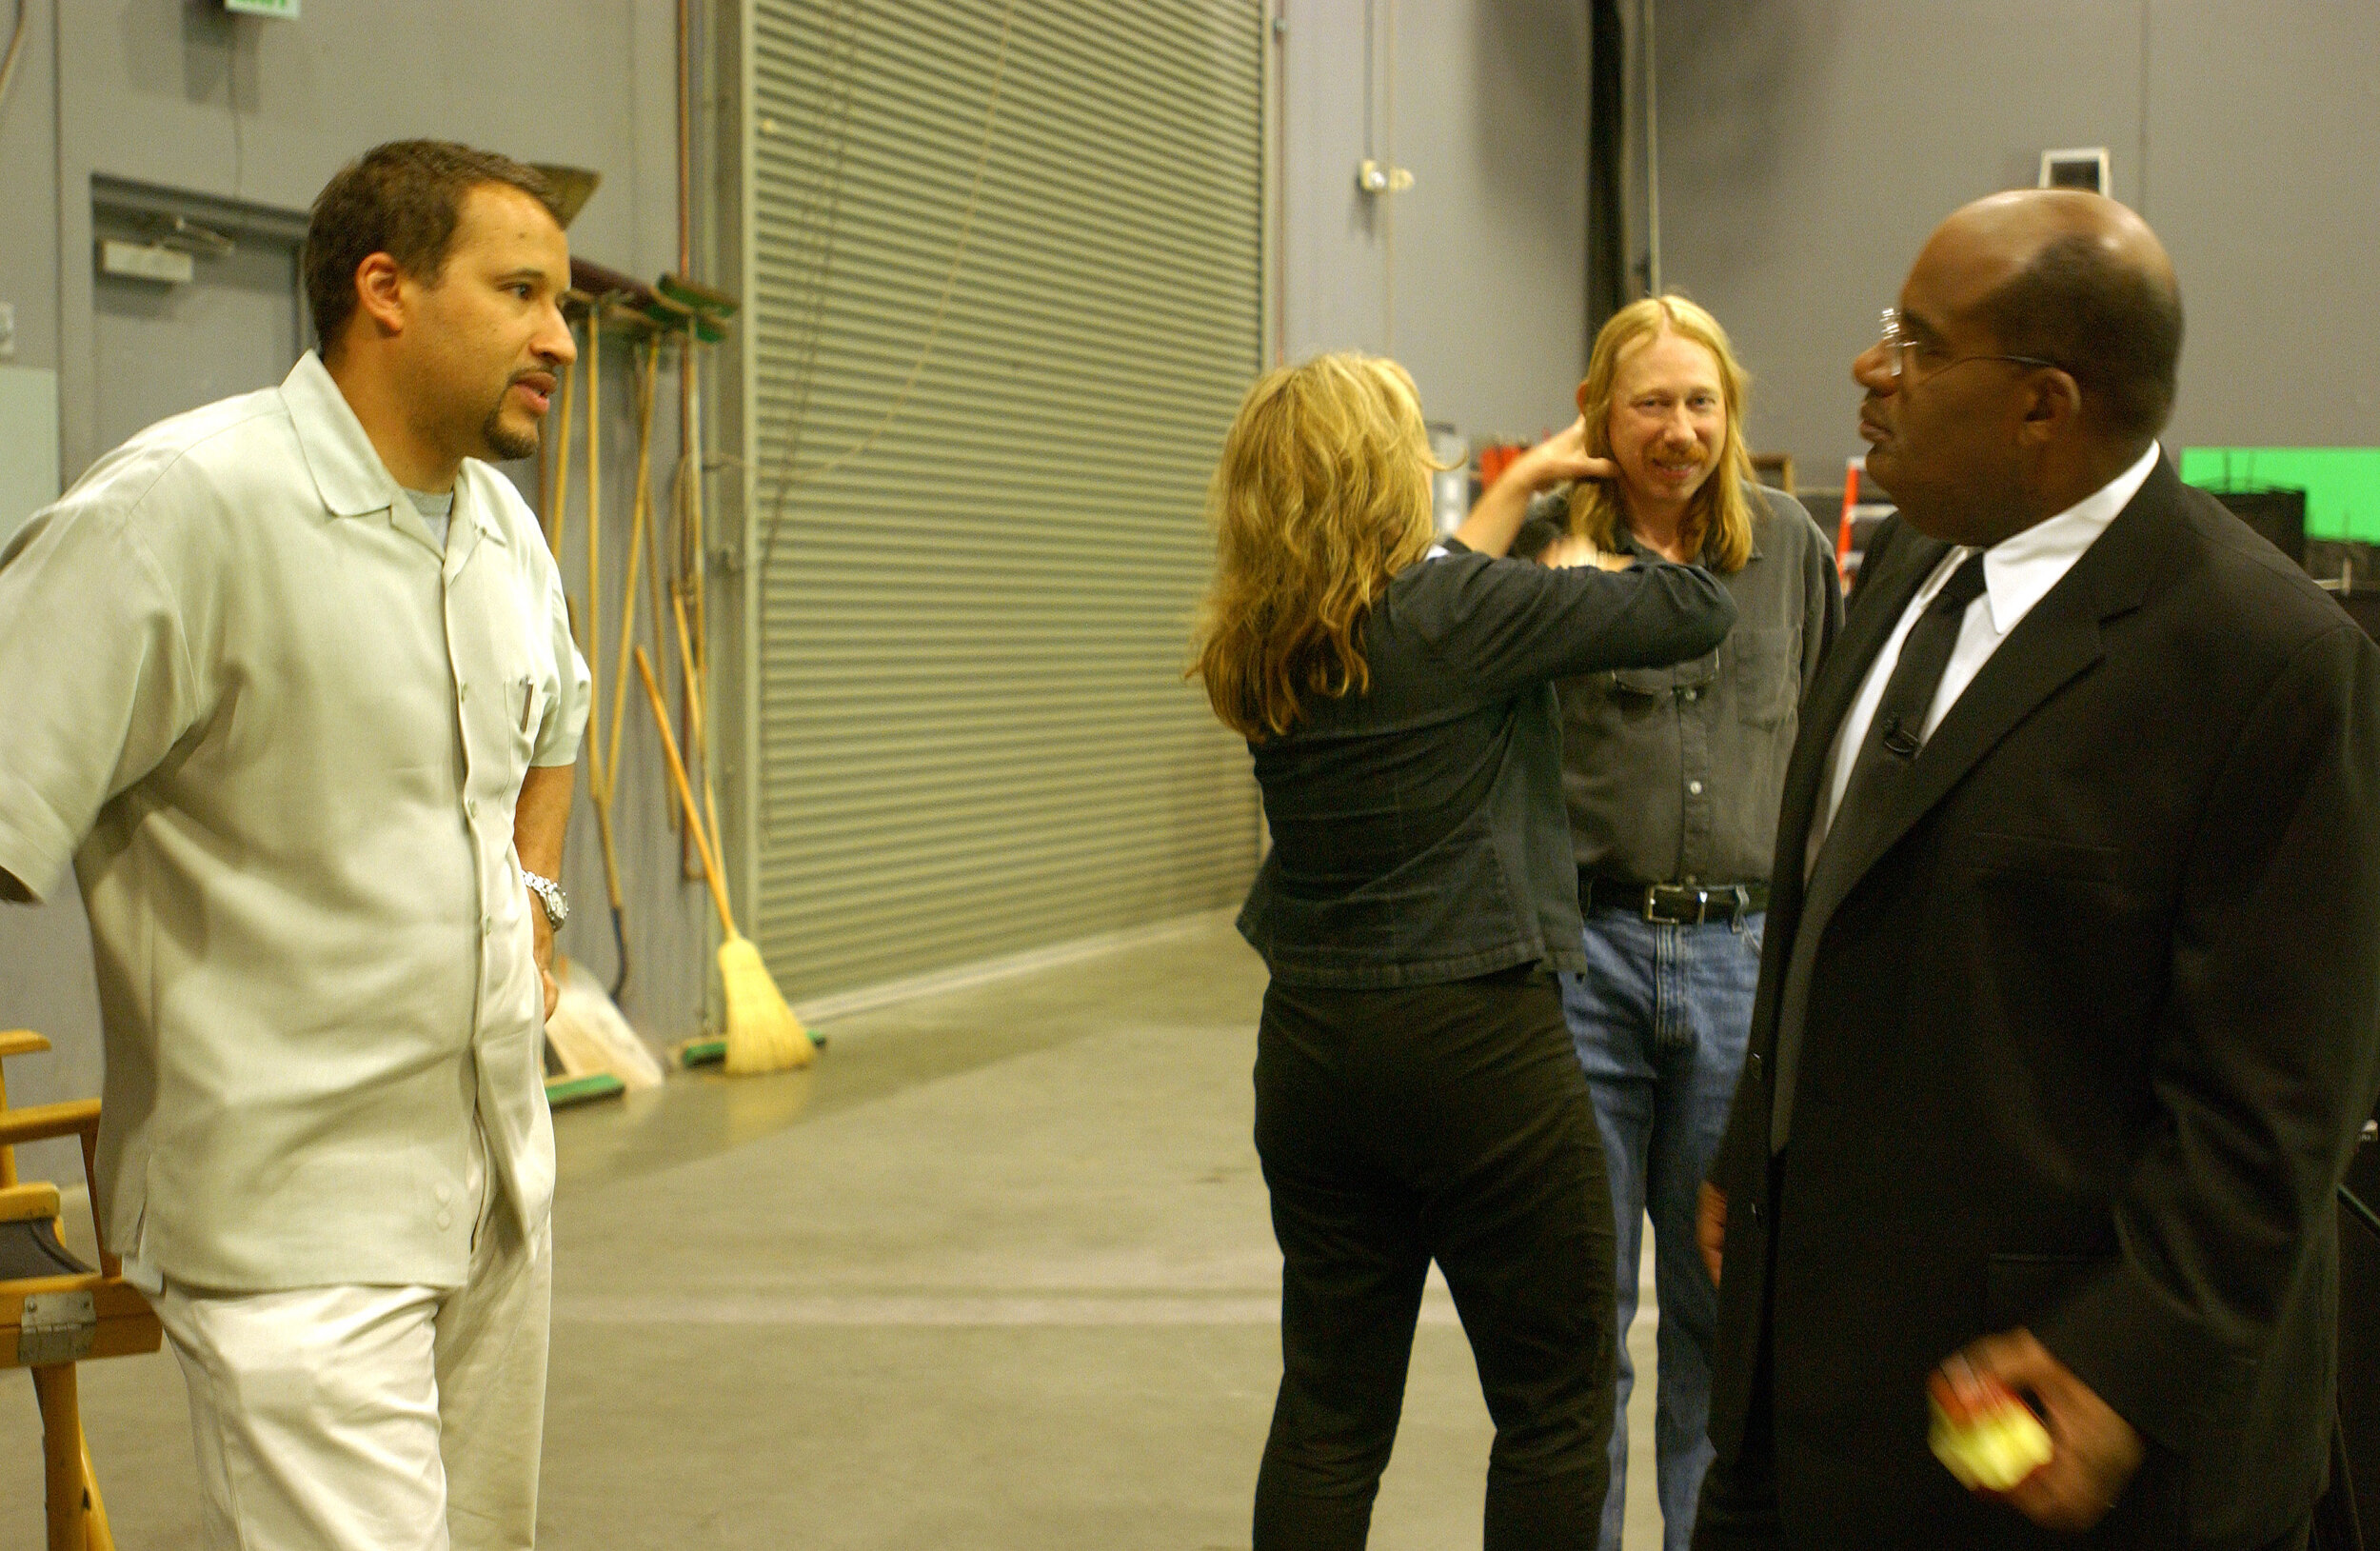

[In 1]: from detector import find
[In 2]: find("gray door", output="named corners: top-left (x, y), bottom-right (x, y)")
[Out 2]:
top-left (0, 183), bottom-right (308, 1178)
top-left (89, 180), bottom-right (307, 454)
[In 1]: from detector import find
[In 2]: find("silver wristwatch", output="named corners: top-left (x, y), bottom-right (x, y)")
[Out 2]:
top-left (522, 870), bottom-right (569, 928)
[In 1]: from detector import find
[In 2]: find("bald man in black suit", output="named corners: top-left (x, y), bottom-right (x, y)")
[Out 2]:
top-left (1692, 191), bottom-right (2380, 1549)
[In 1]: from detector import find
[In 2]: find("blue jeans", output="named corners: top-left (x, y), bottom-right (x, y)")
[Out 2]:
top-left (1559, 906), bottom-right (1762, 1551)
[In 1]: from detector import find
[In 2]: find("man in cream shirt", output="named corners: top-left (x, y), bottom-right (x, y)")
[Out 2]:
top-left (0, 141), bottom-right (589, 1549)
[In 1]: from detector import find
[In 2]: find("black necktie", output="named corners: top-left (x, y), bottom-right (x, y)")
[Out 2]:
top-left (1771, 549), bottom-right (1988, 1151)
top-left (1827, 550), bottom-right (1990, 844)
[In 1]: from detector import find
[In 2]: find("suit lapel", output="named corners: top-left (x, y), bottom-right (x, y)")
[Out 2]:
top-left (1768, 522), bottom-right (1951, 923)
top-left (1794, 464), bottom-right (2175, 937)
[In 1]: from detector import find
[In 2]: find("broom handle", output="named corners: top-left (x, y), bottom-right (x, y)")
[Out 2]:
top-left (545, 343), bottom-right (577, 558)
top-left (588, 777), bottom-right (626, 912)
top-left (670, 587), bottom-right (724, 866)
top-left (634, 646), bottom-right (736, 938)
top-left (605, 334), bottom-right (659, 813)
top-left (584, 317), bottom-right (605, 810)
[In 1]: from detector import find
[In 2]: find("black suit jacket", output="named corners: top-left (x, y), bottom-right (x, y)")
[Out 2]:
top-left (1702, 459), bottom-right (2380, 1547)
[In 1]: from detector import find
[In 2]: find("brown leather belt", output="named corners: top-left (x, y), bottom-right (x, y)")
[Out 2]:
top-left (1581, 875), bottom-right (1770, 925)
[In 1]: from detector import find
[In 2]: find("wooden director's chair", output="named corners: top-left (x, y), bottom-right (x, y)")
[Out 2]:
top-left (1, 1029), bottom-right (161, 1551)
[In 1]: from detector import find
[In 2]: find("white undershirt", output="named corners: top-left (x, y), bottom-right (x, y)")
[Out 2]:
top-left (1805, 443), bottom-right (2160, 879)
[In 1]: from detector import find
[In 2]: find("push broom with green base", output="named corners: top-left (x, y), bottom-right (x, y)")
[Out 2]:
top-left (633, 646), bottom-right (814, 1073)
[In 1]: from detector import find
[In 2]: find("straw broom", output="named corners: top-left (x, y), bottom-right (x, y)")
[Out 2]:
top-left (632, 646), bottom-right (813, 1072)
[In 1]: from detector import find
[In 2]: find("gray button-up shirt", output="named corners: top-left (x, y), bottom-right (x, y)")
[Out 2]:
top-left (1557, 483), bottom-right (1840, 887)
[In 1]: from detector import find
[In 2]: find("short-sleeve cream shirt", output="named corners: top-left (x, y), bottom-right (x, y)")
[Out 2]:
top-left (0, 351), bottom-right (590, 1291)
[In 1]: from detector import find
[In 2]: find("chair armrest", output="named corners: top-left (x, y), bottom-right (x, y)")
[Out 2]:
top-left (0, 1101), bottom-right (109, 1274)
top-left (0, 1183), bottom-right (61, 1224)
top-left (0, 1101), bottom-right (100, 1149)
top-left (0, 1030), bottom-right (50, 1061)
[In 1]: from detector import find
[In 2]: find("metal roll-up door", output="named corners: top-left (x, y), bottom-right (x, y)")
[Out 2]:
top-left (748, 0), bottom-right (1264, 1001)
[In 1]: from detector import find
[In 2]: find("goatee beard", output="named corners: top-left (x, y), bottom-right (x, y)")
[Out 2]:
top-left (483, 403), bottom-right (540, 463)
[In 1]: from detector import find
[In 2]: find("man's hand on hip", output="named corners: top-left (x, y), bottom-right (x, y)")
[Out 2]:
top-left (1954, 1327), bottom-right (2145, 1531)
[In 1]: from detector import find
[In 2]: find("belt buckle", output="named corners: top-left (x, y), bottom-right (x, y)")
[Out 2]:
top-left (1648, 883), bottom-right (1748, 925)
top-left (1645, 884), bottom-right (1695, 925)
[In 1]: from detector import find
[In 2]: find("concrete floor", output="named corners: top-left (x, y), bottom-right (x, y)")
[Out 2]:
top-left (3, 911), bottom-right (1668, 1547)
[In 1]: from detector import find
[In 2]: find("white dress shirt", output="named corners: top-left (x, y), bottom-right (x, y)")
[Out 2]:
top-left (1807, 444), bottom-right (2160, 876)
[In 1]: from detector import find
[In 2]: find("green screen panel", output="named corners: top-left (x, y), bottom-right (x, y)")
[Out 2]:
top-left (2179, 447), bottom-right (2380, 542)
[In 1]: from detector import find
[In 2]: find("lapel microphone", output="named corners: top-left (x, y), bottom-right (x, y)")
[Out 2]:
top-left (1880, 714), bottom-right (1921, 758)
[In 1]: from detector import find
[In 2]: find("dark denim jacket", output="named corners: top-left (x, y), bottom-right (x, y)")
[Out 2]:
top-left (1236, 550), bottom-right (1736, 987)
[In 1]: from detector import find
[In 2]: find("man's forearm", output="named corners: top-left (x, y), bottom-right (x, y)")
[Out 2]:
top-left (514, 763), bottom-right (573, 882)
top-left (514, 762), bottom-right (575, 976)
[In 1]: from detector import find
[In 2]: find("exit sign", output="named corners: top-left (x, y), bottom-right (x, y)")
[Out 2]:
top-left (224, 0), bottom-right (298, 15)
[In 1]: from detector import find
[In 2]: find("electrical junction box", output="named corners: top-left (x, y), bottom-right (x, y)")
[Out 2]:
top-left (99, 239), bottom-right (194, 285)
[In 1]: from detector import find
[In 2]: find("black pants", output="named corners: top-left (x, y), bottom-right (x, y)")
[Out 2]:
top-left (1251, 965), bottom-right (1618, 1550)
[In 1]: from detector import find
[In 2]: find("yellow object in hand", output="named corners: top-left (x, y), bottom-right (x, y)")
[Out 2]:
top-left (1928, 1359), bottom-right (2054, 1492)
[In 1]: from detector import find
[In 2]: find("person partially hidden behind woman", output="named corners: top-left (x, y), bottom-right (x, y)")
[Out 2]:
top-left (1193, 351), bottom-right (1738, 1550)
top-left (1544, 297), bottom-right (1841, 1551)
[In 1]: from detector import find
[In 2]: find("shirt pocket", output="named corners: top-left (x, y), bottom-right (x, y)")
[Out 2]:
top-left (511, 672), bottom-right (546, 759)
top-left (1953, 830), bottom-right (2128, 885)
top-left (1608, 648), bottom-right (1718, 700)
top-left (451, 569), bottom-right (549, 801)
top-left (1724, 626), bottom-right (1796, 728)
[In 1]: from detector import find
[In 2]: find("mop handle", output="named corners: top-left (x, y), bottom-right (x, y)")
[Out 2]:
top-left (633, 646), bottom-right (735, 938)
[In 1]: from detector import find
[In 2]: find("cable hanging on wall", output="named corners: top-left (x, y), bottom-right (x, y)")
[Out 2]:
top-left (760, 0), bottom-right (862, 520)
top-left (758, 0), bottom-right (1018, 575)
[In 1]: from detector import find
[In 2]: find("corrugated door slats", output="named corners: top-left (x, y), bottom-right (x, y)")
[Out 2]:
top-left (749, 0), bottom-right (1263, 998)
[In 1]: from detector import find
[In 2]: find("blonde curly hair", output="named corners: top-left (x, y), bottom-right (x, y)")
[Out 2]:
top-left (1191, 353), bottom-right (1438, 741)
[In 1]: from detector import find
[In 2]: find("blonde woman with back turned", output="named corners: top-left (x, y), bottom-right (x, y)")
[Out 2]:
top-left (1193, 352), bottom-right (1737, 1550)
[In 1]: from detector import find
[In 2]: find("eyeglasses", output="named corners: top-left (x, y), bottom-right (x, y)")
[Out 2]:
top-left (1876, 308), bottom-right (2064, 381)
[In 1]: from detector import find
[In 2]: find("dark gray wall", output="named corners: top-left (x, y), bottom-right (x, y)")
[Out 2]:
top-left (1279, 0), bottom-right (1591, 447)
top-left (0, 0), bottom-right (716, 1179)
top-left (1651, 0), bottom-right (2380, 490)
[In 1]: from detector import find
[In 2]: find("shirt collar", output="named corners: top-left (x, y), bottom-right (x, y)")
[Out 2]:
top-left (1974, 441), bottom-right (2159, 634)
top-left (282, 350), bottom-right (407, 519)
top-left (1613, 488), bottom-right (1766, 565)
top-left (281, 350), bottom-right (506, 549)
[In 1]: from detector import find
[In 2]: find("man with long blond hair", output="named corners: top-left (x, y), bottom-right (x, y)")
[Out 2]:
top-left (1542, 296), bottom-right (1839, 1551)
top-left (1194, 350), bottom-right (1738, 1549)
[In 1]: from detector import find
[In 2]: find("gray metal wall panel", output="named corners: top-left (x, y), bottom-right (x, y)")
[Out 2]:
top-left (749, 0), bottom-right (1263, 998)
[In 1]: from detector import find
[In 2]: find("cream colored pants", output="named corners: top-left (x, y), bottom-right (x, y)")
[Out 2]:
top-left (147, 1144), bottom-right (551, 1551)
